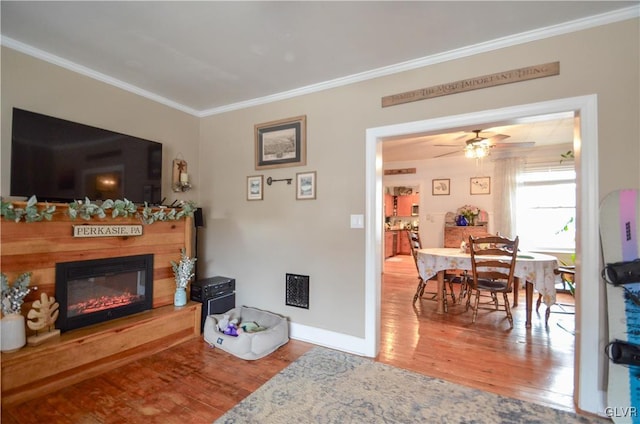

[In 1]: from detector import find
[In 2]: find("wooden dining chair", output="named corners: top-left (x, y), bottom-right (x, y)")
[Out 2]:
top-left (466, 234), bottom-right (519, 329)
top-left (409, 230), bottom-right (450, 311)
top-left (408, 230), bottom-right (463, 312)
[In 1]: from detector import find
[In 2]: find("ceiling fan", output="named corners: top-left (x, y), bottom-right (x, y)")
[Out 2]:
top-left (434, 129), bottom-right (534, 158)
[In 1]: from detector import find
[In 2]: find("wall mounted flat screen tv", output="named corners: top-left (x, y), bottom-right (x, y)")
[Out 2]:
top-left (10, 108), bottom-right (162, 204)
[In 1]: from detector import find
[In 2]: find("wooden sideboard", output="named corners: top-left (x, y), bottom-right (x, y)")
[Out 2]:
top-left (444, 225), bottom-right (490, 248)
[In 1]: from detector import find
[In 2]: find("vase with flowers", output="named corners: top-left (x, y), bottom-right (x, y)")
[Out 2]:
top-left (456, 205), bottom-right (480, 226)
top-left (171, 248), bottom-right (196, 307)
top-left (1, 272), bottom-right (35, 352)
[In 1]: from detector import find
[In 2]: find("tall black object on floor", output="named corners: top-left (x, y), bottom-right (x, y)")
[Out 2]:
top-left (190, 276), bottom-right (236, 333)
top-left (192, 207), bottom-right (204, 281)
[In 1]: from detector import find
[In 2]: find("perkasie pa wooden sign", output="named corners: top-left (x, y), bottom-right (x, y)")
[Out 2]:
top-left (72, 225), bottom-right (143, 238)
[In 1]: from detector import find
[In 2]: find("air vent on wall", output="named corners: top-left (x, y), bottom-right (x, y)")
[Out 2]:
top-left (286, 273), bottom-right (309, 309)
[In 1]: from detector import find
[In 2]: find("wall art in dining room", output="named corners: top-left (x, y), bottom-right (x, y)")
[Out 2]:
top-left (470, 176), bottom-right (491, 195)
top-left (255, 115), bottom-right (306, 170)
top-left (432, 178), bottom-right (450, 196)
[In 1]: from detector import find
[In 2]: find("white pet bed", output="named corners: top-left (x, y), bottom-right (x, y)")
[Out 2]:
top-left (203, 306), bottom-right (289, 360)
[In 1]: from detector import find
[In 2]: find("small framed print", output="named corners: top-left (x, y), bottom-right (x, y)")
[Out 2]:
top-left (247, 175), bottom-right (264, 200)
top-left (432, 178), bottom-right (450, 196)
top-left (470, 176), bottom-right (491, 195)
top-left (296, 171), bottom-right (316, 200)
top-left (255, 115), bottom-right (307, 170)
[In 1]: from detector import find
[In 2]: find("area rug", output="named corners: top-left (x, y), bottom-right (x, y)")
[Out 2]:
top-left (215, 346), bottom-right (608, 424)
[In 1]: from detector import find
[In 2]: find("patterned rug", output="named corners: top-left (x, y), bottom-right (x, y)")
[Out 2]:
top-left (215, 346), bottom-right (608, 424)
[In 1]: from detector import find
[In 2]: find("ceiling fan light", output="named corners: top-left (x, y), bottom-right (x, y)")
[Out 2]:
top-left (464, 143), bottom-right (489, 159)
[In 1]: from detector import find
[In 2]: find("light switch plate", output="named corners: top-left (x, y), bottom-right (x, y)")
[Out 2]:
top-left (350, 214), bottom-right (364, 229)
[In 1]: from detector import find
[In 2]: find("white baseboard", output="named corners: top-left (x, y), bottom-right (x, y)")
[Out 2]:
top-left (289, 322), bottom-right (372, 357)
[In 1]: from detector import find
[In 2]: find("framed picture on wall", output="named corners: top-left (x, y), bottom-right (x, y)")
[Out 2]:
top-left (432, 178), bottom-right (450, 196)
top-left (470, 176), bottom-right (491, 195)
top-left (296, 171), bottom-right (316, 200)
top-left (255, 115), bottom-right (307, 170)
top-left (247, 175), bottom-right (264, 200)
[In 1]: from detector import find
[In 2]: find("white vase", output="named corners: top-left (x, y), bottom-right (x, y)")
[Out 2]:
top-left (174, 287), bottom-right (187, 307)
top-left (1, 314), bottom-right (26, 352)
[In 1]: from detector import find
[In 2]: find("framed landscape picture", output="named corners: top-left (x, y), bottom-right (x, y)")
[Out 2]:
top-left (470, 176), bottom-right (491, 195)
top-left (255, 115), bottom-right (306, 170)
top-left (296, 171), bottom-right (316, 200)
top-left (247, 175), bottom-right (263, 200)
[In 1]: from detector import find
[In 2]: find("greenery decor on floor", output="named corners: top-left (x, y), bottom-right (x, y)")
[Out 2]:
top-left (0, 195), bottom-right (196, 224)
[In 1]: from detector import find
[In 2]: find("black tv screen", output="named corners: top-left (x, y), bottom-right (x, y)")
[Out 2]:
top-left (10, 108), bottom-right (162, 204)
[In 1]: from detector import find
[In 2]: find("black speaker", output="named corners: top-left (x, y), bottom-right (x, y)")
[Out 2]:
top-left (191, 276), bottom-right (236, 332)
top-left (200, 292), bottom-right (236, 332)
top-left (194, 207), bottom-right (204, 227)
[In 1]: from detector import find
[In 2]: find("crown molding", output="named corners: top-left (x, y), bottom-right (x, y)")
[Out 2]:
top-left (1, 36), bottom-right (201, 117)
top-left (2, 5), bottom-right (637, 118)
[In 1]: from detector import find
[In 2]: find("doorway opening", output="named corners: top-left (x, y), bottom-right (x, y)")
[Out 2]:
top-left (364, 95), bottom-right (601, 415)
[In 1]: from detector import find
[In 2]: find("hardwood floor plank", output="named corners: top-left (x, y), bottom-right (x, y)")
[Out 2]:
top-left (377, 254), bottom-right (576, 413)
top-left (1, 254), bottom-right (580, 422)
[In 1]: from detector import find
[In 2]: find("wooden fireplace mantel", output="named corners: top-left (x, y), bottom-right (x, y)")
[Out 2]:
top-left (0, 202), bottom-right (200, 406)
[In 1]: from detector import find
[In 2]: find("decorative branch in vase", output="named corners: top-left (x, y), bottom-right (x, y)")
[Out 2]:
top-left (171, 248), bottom-right (196, 307)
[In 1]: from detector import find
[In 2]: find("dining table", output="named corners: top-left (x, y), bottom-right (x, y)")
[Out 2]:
top-left (416, 247), bottom-right (559, 328)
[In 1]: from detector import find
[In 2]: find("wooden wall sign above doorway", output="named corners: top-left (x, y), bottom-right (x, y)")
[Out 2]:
top-left (384, 168), bottom-right (416, 175)
top-left (382, 62), bottom-right (560, 108)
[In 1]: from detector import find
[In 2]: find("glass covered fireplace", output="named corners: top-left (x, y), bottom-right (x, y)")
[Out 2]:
top-left (55, 254), bottom-right (154, 332)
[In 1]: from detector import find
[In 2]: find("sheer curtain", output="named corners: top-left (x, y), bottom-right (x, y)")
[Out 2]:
top-left (492, 157), bottom-right (524, 238)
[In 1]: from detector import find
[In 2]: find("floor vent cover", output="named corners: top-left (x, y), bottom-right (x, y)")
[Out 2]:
top-left (286, 273), bottom-right (309, 309)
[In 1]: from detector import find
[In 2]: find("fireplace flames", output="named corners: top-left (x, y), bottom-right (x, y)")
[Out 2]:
top-left (68, 291), bottom-right (144, 317)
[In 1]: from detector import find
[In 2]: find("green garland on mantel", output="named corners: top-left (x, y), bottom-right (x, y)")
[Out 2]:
top-left (0, 195), bottom-right (196, 225)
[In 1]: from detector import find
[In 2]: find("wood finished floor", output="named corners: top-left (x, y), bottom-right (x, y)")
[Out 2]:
top-left (2, 254), bottom-right (578, 423)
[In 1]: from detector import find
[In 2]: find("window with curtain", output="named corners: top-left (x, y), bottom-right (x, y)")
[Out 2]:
top-left (515, 163), bottom-right (576, 252)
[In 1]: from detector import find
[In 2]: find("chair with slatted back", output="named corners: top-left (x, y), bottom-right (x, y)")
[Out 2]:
top-left (408, 230), bottom-right (450, 312)
top-left (466, 234), bottom-right (519, 329)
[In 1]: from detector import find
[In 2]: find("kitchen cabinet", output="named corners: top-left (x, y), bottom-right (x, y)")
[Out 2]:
top-left (396, 194), bottom-right (418, 217)
top-left (444, 225), bottom-right (490, 248)
top-left (384, 193), bottom-right (394, 217)
top-left (397, 230), bottom-right (412, 255)
top-left (385, 231), bottom-right (397, 258)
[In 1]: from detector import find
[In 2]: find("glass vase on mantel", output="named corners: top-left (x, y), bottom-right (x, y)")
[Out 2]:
top-left (171, 248), bottom-right (196, 307)
top-left (174, 287), bottom-right (187, 307)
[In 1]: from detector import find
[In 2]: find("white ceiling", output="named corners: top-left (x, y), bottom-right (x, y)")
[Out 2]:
top-left (381, 115), bottom-right (577, 162)
top-left (1, 1), bottom-right (638, 160)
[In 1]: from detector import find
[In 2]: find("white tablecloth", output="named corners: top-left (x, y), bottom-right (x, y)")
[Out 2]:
top-left (417, 248), bottom-right (559, 306)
